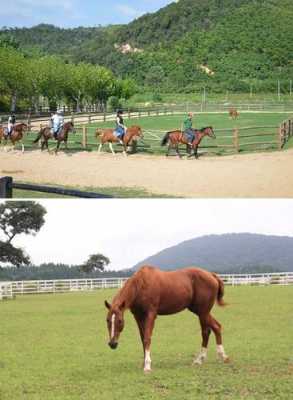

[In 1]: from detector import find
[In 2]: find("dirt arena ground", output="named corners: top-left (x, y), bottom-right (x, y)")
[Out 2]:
top-left (1, 149), bottom-right (293, 197)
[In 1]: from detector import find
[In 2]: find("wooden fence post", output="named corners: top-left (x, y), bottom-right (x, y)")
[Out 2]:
top-left (88, 115), bottom-right (91, 124)
top-left (128, 109), bottom-right (131, 119)
top-left (103, 112), bottom-right (106, 122)
top-left (278, 125), bottom-right (283, 150)
top-left (82, 126), bottom-right (87, 149)
top-left (0, 176), bottom-right (13, 198)
top-left (233, 128), bottom-right (239, 153)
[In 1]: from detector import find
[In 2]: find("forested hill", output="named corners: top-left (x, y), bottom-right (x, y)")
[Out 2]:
top-left (1, 0), bottom-right (293, 91)
top-left (132, 233), bottom-right (293, 273)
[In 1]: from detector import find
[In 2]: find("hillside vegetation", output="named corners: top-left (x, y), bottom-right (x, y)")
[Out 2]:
top-left (1, 0), bottom-right (292, 93)
top-left (132, 233), bottom-right (293, 273)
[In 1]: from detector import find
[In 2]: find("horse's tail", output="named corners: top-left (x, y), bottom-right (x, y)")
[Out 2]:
top-left (161, 131), bottom-right (171, 146)
top-left (33, 129), bottom-right (43, 143)
top-left (212, 273), bottom-right (226, 307)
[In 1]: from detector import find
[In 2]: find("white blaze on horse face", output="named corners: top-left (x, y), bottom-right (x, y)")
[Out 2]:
top-left (111, 314), bottom-right (116, 339)
top-left (217, 345), bottom-right (229, 362)
top-left (144, 350), bottom-right (152, 372)
top-left (193, 347), bottom-right (208, 365)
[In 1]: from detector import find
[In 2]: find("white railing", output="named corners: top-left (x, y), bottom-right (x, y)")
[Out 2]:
top-left (0, 282), bottom-right (14, 300)
top-left (1, 272), bottom-right (293, 297)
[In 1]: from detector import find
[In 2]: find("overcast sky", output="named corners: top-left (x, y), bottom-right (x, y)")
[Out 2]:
top-left (2, 199), bottom-right (293, 270)
top-left (0, 0), bottom-right (175, 29)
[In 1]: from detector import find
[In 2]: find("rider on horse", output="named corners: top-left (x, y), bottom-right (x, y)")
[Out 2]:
top-left (7, 114), bottom-right (16, 137)
top-left (50, 110), bottom-right (64, 139)
top-left (114, 110), bottom-right (127, 145)
top-left (183, 112), bottom-right (196, 146)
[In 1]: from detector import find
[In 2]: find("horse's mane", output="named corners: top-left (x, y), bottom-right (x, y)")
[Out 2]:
top-left (199, 126), bottom-right (212, 131)
top-left (112, 270), bottom-right (144, 309)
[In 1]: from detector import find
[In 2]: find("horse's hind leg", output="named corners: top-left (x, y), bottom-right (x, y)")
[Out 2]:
top-left (175, 145), bottom-right (181, 159)
top-left (193, 316), bottom-right (211, 365)
top-left (208, 315), bottom-right (229, 362)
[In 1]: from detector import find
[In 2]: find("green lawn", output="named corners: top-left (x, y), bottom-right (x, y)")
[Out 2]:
top-left (18, 112), bottom-right (292, 156)
top-left (0, 286), bottom-right (292, 399)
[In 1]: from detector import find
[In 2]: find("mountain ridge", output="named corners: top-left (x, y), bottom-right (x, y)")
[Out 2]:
top-left (132, 233), bottom-right (293, 273)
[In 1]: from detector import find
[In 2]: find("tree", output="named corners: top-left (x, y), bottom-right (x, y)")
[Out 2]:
top-left (81, 253), bottom-right (110, 273)
top-left (0, 201), bottom-right (47, 267)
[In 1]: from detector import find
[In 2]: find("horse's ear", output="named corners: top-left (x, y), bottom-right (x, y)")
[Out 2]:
top-left (119, 301), bottom-right (126, 310)
top-left (104, 300), bottom-right (111, 309)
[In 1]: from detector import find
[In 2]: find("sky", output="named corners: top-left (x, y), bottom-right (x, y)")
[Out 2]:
top-left (0, 0), bottom-right (175, 29)
top-left (3, 199), bottom-right (293, 270)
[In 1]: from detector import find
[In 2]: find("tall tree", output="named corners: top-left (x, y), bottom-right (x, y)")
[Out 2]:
top-left (0, 201), bottom-right (47, 267)
top-left (81, 253), bottom-right (110, 273)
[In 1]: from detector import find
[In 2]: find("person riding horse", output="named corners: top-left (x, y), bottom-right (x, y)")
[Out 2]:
top-left (114, 110), bottom-right (127, 145)
top-left (50, 110), bottom-right (64, 139)
top-left (183, 112), bottom-right (196, 146)
top-left (7, 114), bottom-right (16, 137)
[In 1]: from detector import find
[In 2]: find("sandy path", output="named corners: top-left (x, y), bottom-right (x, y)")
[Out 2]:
top-left (1, 149), bottom-right (293, 197)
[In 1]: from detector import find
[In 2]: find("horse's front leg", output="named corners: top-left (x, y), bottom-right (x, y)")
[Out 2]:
top-left (175, 144), bottom-right (181, 159)
top-left (194, 145), bottom-right (199, 159)
top-left (142, 311), bottom-right (156, 372)
top-left (98, 143), bottom-right (103, 154)
top-left (109, 142), bottom-right (115, 155)
top-left (55, 140), bottom-right (61, 155)
top-left (21, 141), bottom-right (24, 154)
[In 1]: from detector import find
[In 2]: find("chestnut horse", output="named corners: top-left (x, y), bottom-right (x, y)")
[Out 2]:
top-left (161, 126), bottom-right (216, 158)
top-left (0, 123), bottom-right (28, 153)
top-left (96, 125), bottom-right (143, 156)
top-left (229, 108), bottom-right (239, 120)
top-left (105, 265), bottom-right (229, 372)
top-left (33, 121), bottom-right (75, 154)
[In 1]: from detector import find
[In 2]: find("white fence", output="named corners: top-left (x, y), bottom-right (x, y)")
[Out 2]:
top-left (0, 272), bottom-right (293, 297)
top-left (0, 282), bottom-right (14, 300)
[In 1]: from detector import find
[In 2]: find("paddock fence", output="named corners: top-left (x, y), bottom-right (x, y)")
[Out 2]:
top-left (0, 176), bottom-right (113, 199)
top-left (1, 272), bottom-right (293, 298)
top-left (0, 282), bottom-right (14, 300)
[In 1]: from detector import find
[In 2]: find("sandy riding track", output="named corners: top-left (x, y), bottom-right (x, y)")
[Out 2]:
top-left (1, 149), bottom-right (293, 197)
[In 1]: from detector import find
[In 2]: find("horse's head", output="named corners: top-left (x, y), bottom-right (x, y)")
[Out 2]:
top-left (129, 125), bottom-right (144, 140)
top-left (105, 300), bottom-right (125, 350)
top-left (64, 121), bottom-right (75, 134)
top-left (202, 126), bottom-right (216, 139)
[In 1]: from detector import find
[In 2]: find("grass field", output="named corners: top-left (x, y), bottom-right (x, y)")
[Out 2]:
top-left (1, 286), bottom-right (292, 399)
top-left (15, 112), bottom-right (292, 155)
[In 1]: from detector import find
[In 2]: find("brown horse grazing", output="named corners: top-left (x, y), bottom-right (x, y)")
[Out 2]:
top-left (33, 121), bottom-right (75, 154)
top-left (161, 126), bottom-right (216, 159)
top-left (105, 266), bottom-right (229, 372)
top-left (0, 123), bottom-right (28, 153)
top-left (229, 108), bottom-right (239, 120)
top-left (96, 125), bottom-right (143, 156)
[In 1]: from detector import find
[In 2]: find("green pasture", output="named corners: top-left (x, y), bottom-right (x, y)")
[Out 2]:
top-left (15, 112), bottom-right (292, 156)
top-left (0, 286), bottom-right (292, 399)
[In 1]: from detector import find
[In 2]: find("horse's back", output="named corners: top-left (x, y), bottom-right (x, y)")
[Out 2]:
top-left (133, 266), bottom-right (219, 315)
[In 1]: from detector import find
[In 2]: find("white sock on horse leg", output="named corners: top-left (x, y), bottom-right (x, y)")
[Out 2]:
top-left (193, 347), bottom-right (208, 365)
top-left (217, 345), bottom-right (229, 362)
top-left (144, 350), bottom-right (152, 372)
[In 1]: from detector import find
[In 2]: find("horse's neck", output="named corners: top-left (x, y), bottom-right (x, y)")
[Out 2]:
top-left (113, 279), bottom-right (136, 310)
top-left (195, 132), bottom-right (204, 144)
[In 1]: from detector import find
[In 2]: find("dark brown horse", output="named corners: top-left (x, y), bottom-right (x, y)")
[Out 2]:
top-left (0, 123), bottom-right (28, 153)
top-left (33, 121), bottom-right (75, 154)
top-left (161, 126), bottom-right (216, 158)
top-left (96, 125), bottom-right (143, 156)
top-left (229, 108), bottom-right (239, 120)
top-left (105, 266), bottom-right (229, 372)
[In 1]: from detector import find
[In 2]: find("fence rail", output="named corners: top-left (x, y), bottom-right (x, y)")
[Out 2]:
top-left (0, 176), bottom-right (113, 198)
top-left (1, 272), bottom-right (293, 298)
